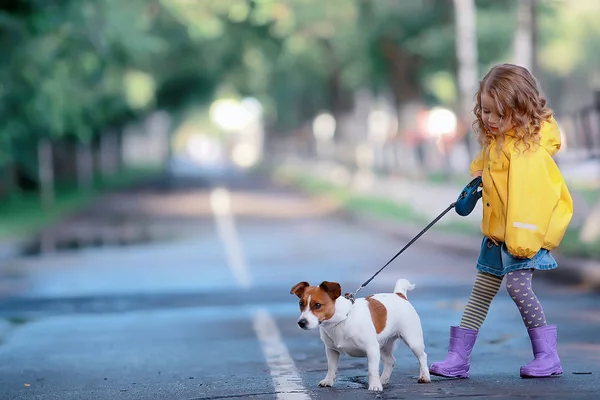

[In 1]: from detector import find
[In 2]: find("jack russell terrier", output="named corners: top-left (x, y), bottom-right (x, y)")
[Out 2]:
top-left (290, 278), bottom-right (430, 391)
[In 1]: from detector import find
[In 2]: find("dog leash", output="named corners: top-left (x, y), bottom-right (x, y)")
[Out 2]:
top-left (344, 176), bottom-right (482, 303)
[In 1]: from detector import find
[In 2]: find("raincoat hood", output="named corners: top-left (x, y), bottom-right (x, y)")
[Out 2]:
top-left (505, 116), bottom-right (562, 157)
top-left (538, 117), bottom-right (562, 157)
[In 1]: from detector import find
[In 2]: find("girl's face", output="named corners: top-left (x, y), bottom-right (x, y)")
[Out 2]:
top-left (481, 92), bottom-right (513, 135)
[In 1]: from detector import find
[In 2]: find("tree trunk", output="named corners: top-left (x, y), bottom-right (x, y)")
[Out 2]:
top-left (99, 130), bottom-right (120, 180)
top-left (513, 0), bottom-right (537, 74)
top-left (38, 138), bottom-right (54, 210)
top-left (38, 137), bottom-right (57, 254)
top-left (379, 37), bottom-right (421, 108)
top-left (77, 140), bottom-right (94, 192)
top-left (320, 39), bottom-right (353, 118)
top-left (453, 0), bottom-right (479, 158)
top-left (115, 127), bottom-right (124, 171)
top-left (1, 163), bottom-right (15, 199)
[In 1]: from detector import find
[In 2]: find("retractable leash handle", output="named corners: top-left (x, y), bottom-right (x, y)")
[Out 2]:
top-left (454, 176), bottom-right (483, 216)
top-left (345, 176), bottom-right (483, 303)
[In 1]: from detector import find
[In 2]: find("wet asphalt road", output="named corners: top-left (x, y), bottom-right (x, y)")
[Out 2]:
top-left (0, 171), bottom-right (598, 399)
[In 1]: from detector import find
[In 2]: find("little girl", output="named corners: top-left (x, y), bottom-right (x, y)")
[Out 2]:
top-left (429, 64), bottom-right (573, 379)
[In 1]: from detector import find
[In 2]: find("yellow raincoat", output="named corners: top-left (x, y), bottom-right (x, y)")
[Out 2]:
top-left (469, 117), bottom-right (573, 259)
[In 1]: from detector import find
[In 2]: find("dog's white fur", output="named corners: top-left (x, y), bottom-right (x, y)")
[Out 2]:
top-left (290, 278), bottom-right (430, 391)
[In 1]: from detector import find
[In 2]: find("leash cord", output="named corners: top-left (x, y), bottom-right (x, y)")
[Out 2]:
top-left (347, 201), bottom-right (458, 301)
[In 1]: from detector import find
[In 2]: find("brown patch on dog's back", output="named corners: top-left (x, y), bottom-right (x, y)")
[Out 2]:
top-left (366, 296), bottom-right (387, 334)
top-left (396, 293), bottom-right (407, 301)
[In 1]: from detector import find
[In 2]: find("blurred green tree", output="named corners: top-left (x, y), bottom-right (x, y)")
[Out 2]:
top-left (1, 0), bottom-right (600, 206)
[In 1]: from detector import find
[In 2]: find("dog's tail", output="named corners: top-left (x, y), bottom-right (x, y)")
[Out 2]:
top-left (393, 279), bottom-right (415, 299)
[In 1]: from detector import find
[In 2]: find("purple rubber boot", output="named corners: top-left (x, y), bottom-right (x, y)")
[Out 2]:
top-left (429, 326), bottom-right (478, 378)
top-left (520, 325), bottom-right (563, 378)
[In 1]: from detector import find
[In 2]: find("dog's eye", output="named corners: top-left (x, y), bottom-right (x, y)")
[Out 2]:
top-left (313, 303), bottom-right (321, 309)
top-left (299, 301), bottom-right (304, 308)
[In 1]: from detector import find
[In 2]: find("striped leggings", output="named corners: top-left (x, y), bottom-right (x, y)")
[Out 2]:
top-left (460, 270), bottom-right (547, 330)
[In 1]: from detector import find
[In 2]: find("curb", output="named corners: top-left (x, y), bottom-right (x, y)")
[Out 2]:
top-left (334, 209), bottom-right (600, 292)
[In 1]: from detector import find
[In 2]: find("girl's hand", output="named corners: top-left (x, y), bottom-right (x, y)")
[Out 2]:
top-left (471, 170), bottom-right (483, 187)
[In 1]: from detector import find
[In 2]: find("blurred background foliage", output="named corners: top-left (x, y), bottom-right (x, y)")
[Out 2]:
top-left (1, 0), bottom-right (599, 204)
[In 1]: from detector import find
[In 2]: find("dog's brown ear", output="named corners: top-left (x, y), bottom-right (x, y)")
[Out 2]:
top-left (319, 281), bottom-right (341, 301)
top-left (290, 282), bottom-right (310, 298)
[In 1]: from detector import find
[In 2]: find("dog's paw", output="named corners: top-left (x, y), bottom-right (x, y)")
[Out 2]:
top-left (318, 378), bottom-right (334, 387)
top-left (368, 380), bottom-right (383, 391)
top-left (418, 371), bottom-right (431, 384)
top-left (380, 375), bottom-right (390, 385)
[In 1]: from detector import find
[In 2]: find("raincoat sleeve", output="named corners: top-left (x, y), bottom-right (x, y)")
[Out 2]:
top-left (505, 147), bottom-right (571, 258)
top-left (469, 150), bottom-right (484, 177)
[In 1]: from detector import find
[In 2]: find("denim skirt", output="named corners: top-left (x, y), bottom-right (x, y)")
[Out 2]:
top-left (476, 236), bottom-right (558, 277)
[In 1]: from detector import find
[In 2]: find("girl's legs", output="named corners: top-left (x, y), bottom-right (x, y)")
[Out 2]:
top-left (505, 270), bottom-right (547, 328)
top-left (506, 269), bottom-right (562, 378)
top-left (430, 271), bottom-right (502, 378)
top-left (460, 271), bottom-right (504, 330)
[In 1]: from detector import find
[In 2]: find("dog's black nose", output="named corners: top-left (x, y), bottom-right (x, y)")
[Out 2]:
top-left (298, 319), bottom-right (308, 329)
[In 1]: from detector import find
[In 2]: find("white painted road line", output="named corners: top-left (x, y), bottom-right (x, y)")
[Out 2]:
top-left (209, 187), bottom-right (252, 288)
top-left (253, 308), bottom-right (312, 400)
top-left (209, 187), bottom-right (311, 399)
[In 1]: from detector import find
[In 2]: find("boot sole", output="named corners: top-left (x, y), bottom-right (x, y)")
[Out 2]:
top-left (430, 370), bottom-right (469, 379)
top-left (520, 369), bottom-right (563, 378)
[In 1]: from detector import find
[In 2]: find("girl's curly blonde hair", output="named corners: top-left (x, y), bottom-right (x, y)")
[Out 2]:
top-left (472, 63), bottom-right (553, 153)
